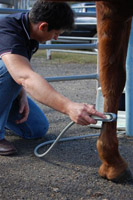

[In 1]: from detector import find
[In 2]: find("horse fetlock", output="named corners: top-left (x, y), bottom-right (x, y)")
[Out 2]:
top-left (97, 138), bottom-right (120, 164)
top-left (98, 160), bottom-right (129, 182)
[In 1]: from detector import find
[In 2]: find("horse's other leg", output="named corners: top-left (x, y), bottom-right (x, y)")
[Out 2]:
top-left (96, 2), bottom-right (132, 182)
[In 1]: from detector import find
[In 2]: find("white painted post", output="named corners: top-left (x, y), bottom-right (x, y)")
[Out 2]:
top-left (46, 40), bottom-right (52, 60)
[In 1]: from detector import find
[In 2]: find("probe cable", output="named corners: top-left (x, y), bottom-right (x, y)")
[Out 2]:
top-left (34, 112), bottom-right (117, 158)
top-left (34, 121), bottom-right (99, 157)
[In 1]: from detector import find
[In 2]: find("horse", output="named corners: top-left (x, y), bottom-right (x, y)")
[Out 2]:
top-left (48, 0), bottom-right (133, 182)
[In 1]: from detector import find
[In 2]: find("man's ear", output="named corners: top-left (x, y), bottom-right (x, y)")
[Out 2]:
top-left (39, 22), bottom-right (48, 32)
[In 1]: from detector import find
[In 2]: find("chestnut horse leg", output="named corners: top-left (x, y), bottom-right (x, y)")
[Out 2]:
top-left (96, 2), bottom-right (132, 181)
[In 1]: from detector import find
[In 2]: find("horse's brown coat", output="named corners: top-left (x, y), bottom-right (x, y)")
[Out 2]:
top-left (96, 2), bottom-right (132, 181)
top-left (48, 0), bottom-right (133, 182)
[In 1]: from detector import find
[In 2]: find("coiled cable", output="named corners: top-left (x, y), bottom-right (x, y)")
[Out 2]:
top-left (34, 121), bottom-right (99, 157)
top-left (34, 113), bottom-right (117, 158)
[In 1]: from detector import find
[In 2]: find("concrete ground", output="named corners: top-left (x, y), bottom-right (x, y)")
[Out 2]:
top-left (0, 56), bottom-right (133, 200)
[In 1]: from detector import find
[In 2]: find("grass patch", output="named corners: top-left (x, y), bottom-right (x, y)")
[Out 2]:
top-left (33, 49), bottom-right (97, 64)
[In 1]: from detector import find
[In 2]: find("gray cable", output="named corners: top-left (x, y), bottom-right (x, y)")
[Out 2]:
top-left (34, 113), bottom-right (117, 158)
top-left (34, 121), bottom-right (100, 157)
top-left (34, 121), bottom-right (75, 157)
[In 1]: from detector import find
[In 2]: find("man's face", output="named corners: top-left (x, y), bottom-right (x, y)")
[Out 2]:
top-left (30, 22), bottom-right (64, 43)
top-left (38, 29), bottom-right (64, 43)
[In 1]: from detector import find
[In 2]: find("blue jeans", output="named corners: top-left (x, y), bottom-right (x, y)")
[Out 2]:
top-left (0, 59), bottom-right (49, 140)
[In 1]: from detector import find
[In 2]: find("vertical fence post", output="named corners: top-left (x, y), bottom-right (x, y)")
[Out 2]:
top-left (46, 40), bottom-right (52, 60)
top-left (126, 18), bottom-right (133, 137)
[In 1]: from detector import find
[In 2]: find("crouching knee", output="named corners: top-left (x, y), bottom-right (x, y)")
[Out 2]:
top-left (23, 119), bottom-right (49, 139)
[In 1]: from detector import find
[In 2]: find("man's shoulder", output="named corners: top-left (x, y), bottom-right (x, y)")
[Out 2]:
top-left (0, 13), bottom-right (28, 36)
top-left (0, 12), bottom-right (25, 26)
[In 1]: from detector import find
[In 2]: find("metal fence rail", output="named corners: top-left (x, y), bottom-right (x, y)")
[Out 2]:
top-left (0, 8), bottom-right (27, 13)
top-left (39, 43), bottom-right (97, 50)
top-left (47, 49), bottom-right (97, 55)
top-left (45, 74), bottom-right (98, 83)
top-left (55, 36), bottom-right (97, 43)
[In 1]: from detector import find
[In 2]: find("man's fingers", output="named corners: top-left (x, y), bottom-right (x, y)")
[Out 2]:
top-left (93, 110), bottom-right (106, 119)
top-left (85, 104), bottom-right (106, 119)
top-left (69, 102), bottom-right (105, 126)
top-left (16, 110), bottom-right (29, 124)
top-left (76, 113), bottom-right (97, 125)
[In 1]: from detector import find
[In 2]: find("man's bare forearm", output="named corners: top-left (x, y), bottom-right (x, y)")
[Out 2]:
top-left (21, 71), bottom-right (72, 115)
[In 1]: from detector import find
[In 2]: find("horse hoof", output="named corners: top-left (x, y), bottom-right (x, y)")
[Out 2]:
top-left (110, 168), bottom-right (133, 183)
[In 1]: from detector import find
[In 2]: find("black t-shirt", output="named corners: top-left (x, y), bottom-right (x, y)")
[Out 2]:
top-left (0, 12), bottom-right (39, 60)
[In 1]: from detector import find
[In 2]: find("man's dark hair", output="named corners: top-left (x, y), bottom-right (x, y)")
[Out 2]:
top-left (29, 0), bottom-right (74, 31)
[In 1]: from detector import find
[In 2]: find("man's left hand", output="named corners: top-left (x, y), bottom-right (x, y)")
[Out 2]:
top-left (16, 88), bottom-right (29, 124)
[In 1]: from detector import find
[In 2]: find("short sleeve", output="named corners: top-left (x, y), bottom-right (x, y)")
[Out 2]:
top-left (0, 13), bottom-right (38, 60)
top-left (0, 32), bottom-right (29, 58)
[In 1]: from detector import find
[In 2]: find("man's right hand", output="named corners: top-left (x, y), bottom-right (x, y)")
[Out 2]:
top-left (66, 102), bottom-right (106, 125)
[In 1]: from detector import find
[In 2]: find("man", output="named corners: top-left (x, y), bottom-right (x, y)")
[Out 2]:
top-left (0, 0), bottom-right (105, 156)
